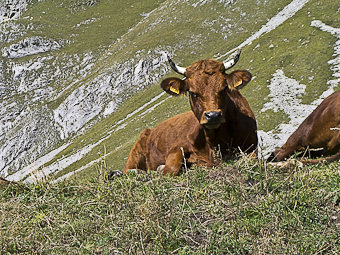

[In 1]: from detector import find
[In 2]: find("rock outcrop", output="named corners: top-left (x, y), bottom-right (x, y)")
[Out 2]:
top-left (0, 0), bottom-right (31, 23)
top-left (2, 37), bottom-right (66, 59)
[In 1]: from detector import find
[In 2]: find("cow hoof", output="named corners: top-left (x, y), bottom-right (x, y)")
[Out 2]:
top-left (106, 170), bottom-right (123, 180)
top-left (156, 165), bottom-right (165, 172)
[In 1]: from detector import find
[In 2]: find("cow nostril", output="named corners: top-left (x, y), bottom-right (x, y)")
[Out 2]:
top-left (204, 111), bottom-right (221, 121)
top-left (204, 112), bottom-right (211, 119)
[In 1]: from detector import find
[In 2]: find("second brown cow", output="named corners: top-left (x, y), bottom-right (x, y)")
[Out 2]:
top-left (269, 90), bottom-right (340, 163)
top-left (124, 51), bottom-right (258, 175)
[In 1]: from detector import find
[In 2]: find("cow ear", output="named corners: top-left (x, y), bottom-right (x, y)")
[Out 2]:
top-left (226, 70), bottom-right (252, 90)
top-left (160, 77), bottom-right (187, 96)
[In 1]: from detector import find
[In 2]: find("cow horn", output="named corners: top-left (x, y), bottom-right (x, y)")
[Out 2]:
top-left (167, 55), bottom-right (186, 75)
top-left (223, 50), bottom-right (241, 70)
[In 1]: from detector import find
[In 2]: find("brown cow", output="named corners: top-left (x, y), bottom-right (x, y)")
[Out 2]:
top-left (124, 51), bottom-right (258, 175)
top-left (268, 90), bottom-right (340, 163)
top-left (0, 177), bottom-right (15, 186)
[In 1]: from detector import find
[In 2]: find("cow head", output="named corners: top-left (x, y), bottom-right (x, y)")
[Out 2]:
top-left (161, 51), bottom-right (252, 129)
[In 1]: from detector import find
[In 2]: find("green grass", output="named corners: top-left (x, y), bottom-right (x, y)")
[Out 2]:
top-left (1, 158), bottom-right (339, 254)
top-left (21, 0), bottom-right (167, 54)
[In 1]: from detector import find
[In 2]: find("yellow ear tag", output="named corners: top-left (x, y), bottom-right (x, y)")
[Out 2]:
top-left (234, 79), bottom-right (243, 88)
top-left (170, 86), bottom-right (180, 94)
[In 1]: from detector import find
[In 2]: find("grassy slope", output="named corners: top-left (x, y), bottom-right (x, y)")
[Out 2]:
top-left (41, 0), bottom-right (296, 180)
top-left (21, 0), bottom-right (167, 53)
top-left (7, 1), bottom-right (339, 181)
top-left (16, 0), bottom-right (167, 104)
top-left (56, 0), bottom-right (339, 181)
top-left (247, 0), bottom-right (339, 130)
top-left (1, 159), bottom-right (339, 253)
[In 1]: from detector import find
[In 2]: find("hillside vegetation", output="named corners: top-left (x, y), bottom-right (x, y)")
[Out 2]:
top-left (1, 0), bottom-right (339, 182)
top-left (1, 158), bottom-right (339, 254)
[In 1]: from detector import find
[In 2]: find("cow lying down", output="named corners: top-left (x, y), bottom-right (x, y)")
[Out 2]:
top-left (268, 90), bottom-right (340, 164)
top-left (124, 51), bottom-right (258, 176)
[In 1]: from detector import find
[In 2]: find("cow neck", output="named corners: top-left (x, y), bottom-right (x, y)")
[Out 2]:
top-left (202, 125), bottom-right (228, 147)
top-left (202, 127), bottom-right (217, 146)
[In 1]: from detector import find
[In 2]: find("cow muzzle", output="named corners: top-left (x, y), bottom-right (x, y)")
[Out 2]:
top-left (201, 110), bottom-right (224, 129)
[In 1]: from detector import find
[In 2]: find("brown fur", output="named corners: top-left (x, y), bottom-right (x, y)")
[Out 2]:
top-left (269, 90), bottom-right (340, 163)
top-left (125, 59), bottom-right (258, 175)
top-left (0, 177), bottom-right (14, 186)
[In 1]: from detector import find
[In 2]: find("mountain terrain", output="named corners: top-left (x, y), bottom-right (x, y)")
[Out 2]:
top-left (0, 0), bottom-right (339, 182)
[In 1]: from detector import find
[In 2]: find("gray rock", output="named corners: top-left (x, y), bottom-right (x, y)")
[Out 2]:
top-left (0, 0), bottom-right (31, 23)
top-left (2, 37), bottom-right (66, 59)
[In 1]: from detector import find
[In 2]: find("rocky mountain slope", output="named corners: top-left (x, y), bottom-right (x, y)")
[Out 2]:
top-left (0, 0), bottom-right (339, 182)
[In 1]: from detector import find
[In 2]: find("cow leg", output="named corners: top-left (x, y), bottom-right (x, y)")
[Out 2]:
top-left (269, 142), bottom-right (302, 161)
top-left (124, 129), bottom-right (151, 174)
top-left (162, 149), bottom-right (185, 176)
